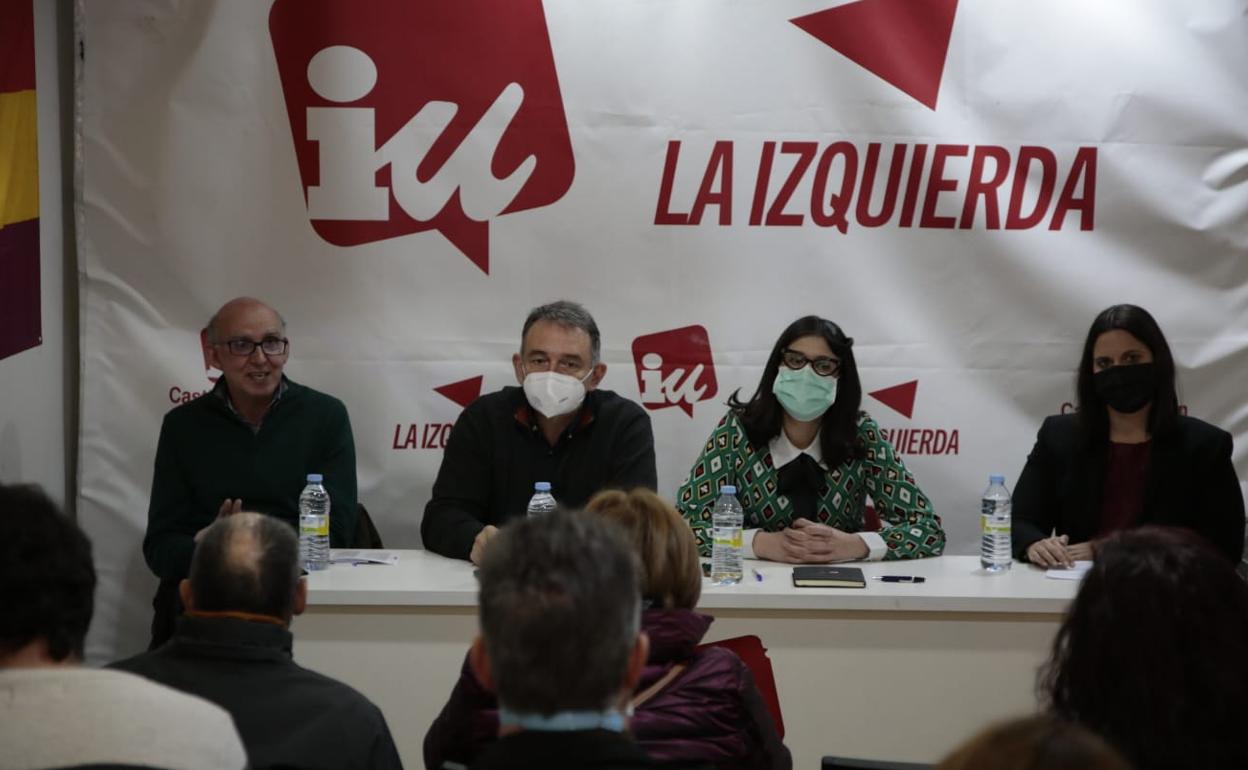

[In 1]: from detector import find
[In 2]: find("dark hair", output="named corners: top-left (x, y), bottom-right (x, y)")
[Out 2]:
top-left (728, 315), bottom-right (863, 469)
top-left (1075, 304), bottom-right (1179, 449)
top-left (477, 510), bottom-right (641, 714)
top-left (189, 513), bottom-right (301, 621)
top-left (586, 488), bottom-right (702, 610)
top-left (1040, 526), bottom-right (1248, 770)
top-left (0, 483), bottom-right (96, 662)
top-left (936, 715), bottom-right (1130, 770)
top-left (521, 300), bottom-right (601, 364)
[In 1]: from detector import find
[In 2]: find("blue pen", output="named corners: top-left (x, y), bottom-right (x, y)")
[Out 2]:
top-left (751, 568), bottom-right (764, 583)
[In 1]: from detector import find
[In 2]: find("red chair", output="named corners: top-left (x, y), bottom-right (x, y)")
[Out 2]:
top-left (696, 634), bottom-right (784, 738)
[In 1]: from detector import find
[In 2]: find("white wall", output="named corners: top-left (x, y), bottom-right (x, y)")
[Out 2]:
top-left (0, 0), bottom-right (76, 509)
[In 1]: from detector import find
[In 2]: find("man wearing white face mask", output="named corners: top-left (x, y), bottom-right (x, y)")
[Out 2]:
top-left (422, 301), bottom-right (658, 563)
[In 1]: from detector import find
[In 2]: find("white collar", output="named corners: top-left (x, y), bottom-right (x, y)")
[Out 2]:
top-left (769, 427), bottom-right (825, 470)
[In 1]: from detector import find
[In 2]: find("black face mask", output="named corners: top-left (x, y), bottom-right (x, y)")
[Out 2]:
top-left (1093, 362), bottom-right (1157, 414)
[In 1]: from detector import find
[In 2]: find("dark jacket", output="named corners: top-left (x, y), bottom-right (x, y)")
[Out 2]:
top-left (145, 377), bottom-right (358, 579)
top-left (421, 387), bottom-right (657, 560)
top-left (143, 377), bottom-right (358, 647)
top-left (1012, 413), bottom-right (1245, 563)
top-left (424, 609), bottom-right (791, 770)
top-left (111, 615), bottom-right (403, 770)
top-left (470, 729), bottom-right (655, 770)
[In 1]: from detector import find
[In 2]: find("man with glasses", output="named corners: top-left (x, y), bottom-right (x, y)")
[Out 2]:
top-left (422, 300), bottom-right (657, 564)
top-left (143, 297), bottom-right (357, 648)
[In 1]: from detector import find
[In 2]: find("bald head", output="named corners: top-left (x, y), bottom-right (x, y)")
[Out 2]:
top-left (205, 297), bottom-right (286, 343)
top-left (187, 513), bottom-right (302, 622)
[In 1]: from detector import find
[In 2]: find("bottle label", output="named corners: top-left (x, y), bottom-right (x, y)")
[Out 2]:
top-left (712, 527), bottom-right (743, 548)
top-left (981, 518), bottom-right (1010, 535)
top-left (302, 518), bottom-right (329, 536)
top-left (981, 498), bottom-right (1010, 517)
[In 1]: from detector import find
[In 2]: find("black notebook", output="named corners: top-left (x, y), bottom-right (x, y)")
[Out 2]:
top-left (792, 566), bottom-right (867, 588)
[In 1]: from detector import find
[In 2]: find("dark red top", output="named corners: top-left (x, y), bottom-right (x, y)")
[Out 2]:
top-left (1097, 440), bottom-right (1152, 537)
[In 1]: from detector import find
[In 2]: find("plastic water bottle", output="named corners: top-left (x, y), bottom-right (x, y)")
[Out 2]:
top-left (980, 474), bottom-right (1012, 573)
top-left (299, 473), bottom-right (331, 571)
top-left (526, 482), bottom-right (557, 517)
top-left (710, 485), bottom-right (744, 585)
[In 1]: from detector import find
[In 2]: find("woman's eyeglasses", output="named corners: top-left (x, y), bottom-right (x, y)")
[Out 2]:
top-left (781, 348), bottom-right (839, 377)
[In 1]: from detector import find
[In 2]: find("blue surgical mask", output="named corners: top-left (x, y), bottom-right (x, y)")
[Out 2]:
top-left (772, 365), bottom-right (838, 422)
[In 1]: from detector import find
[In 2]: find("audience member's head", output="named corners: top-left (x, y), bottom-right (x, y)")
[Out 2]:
top-left (1040, 526), bottom-right (1248, 770)
top-left (0, 483), bottom-right (96, 665)
top-left (182, 512), bottom-right (305, 625)
top-left (471, 510), bottom-right (646, 717)
top-left (935, 715), bottom-right (1131, 770)
top-left (585, 488), bottom-right (701, 610)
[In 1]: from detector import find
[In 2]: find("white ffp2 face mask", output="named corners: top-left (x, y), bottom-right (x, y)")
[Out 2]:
top-left (523, 370), bottom-right (590, 418)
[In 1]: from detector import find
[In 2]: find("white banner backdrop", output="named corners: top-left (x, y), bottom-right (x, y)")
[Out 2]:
top-left (78, 0), bottom-right (1248, 661)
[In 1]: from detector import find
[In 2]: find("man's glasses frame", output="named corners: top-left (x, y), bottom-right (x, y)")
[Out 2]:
top-left (781, 348), bottom-right (839, 377)
top-left (218, 337), bottom-right (289, 357)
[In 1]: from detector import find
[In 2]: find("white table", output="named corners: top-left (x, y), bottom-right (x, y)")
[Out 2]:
top-left (296, 552), bottom-right (1079, 770)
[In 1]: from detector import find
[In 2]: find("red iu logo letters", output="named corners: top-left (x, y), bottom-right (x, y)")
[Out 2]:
top-left (269, 0), bottom-right (576, 274)
top-left (632, 326), bottom-right (718, 418)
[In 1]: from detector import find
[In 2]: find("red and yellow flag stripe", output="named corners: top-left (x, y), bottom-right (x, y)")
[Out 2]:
top-left (1, 0), bottom-right (42, 360)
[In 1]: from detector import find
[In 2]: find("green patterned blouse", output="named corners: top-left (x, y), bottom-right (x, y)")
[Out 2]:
top-left (676, 409), bottom-right (946, 560)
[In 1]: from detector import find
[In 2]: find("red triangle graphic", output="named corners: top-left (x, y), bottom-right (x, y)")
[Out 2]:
top-left (434, 375), bottom-right (484, 409)
top-left (791, 0), bottom-right (958, 110)
top-left (433, 191), bottom-right (491, 274)
top-left (868, 380), bottom-right (918, 418)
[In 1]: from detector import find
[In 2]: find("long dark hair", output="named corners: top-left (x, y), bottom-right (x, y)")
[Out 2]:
top-left (1075, 304), bottom-right (1179, 449)
top-left (728, 316), bottom-right (863, 470)
top-left (1039, 526), bottom-right (1248, 770)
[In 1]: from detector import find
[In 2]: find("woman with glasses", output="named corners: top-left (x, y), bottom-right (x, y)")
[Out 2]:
top-left (675, 316), bottom-right (945, 563)
top-left (1012, 304), bottom-right (1244, 566)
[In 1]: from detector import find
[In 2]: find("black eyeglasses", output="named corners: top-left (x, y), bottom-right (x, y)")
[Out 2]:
top-left (781, 348), bottom-right (839, 377)
top-left (218, 337), bottom-right (289, 357)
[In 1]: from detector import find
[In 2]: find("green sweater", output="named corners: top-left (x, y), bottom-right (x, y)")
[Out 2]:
top-left (143, 378), bottom-right (358, 580)
top-left (676, 409), bottom-right (945, 560)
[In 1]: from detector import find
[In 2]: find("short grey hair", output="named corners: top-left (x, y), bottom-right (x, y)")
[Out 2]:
top-left (477, 510), bottom-right (641, 715)
top-left (521, 300), bottom-right (601, 364)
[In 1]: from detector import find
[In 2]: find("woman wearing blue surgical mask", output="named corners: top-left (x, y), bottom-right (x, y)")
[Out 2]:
top-left (675, 316), bottom-right (946, 563)
top-left (1013, 304), bottom-right (1245, 567)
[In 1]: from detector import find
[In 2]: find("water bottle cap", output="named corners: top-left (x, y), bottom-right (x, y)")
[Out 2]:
top-left (534, 481), bottom-right (551, 492)
top-left (720, 485), bottom-right (737, 495)
top-left (989, 475), bottom-right (1005, 484)
top-left (306, 473), bottom-right (324, 483)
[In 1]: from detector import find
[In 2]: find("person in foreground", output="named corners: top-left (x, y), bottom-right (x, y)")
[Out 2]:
top-left (676, 315), bottom-right (945, 563)
top-left (422, 300), bottom-right (657, 564)
top-left (144, 296), bottom-right (359, 647)
top-left (0, 482), bottom-right (247, 770)
top-left (460, 509), bottom-right (655, 770)
top-left (425, 489), bottom-right (792, 769)
top-left (1012, 303), bottom-right (1243, 566)
top-left (114, 512), bottom-right (403, 770)
top-left (934, 714), bottom-right (1129, 770)
top-left (1040, 526), bottom-right (1248, 770)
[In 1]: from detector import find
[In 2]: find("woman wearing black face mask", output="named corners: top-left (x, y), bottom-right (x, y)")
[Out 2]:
top-left (1012, 304), bottom-right (1244, 566)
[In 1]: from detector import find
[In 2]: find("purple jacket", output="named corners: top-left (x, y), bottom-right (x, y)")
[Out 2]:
top-left (423, 609), bottom-right (791, 770)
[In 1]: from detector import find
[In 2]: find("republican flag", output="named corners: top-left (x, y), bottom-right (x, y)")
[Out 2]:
top-left (1, 0), bottom-right (41, 360)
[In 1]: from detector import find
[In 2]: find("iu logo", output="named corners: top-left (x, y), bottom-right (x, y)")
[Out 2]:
top-left (269, 0), bottom-right (576, 274)
top-left (632, 326), bottom-right (718, 418)
top-left (197, 329), bottom-right (220, 385)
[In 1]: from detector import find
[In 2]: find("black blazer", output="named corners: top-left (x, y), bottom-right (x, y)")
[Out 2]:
top-left (1012, 413), bottom-right (1245, 563)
